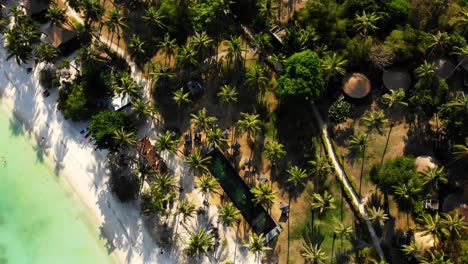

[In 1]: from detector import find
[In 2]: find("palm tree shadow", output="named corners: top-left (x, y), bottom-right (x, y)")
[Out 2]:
top-left (302, 220), bottom-right (325, 247)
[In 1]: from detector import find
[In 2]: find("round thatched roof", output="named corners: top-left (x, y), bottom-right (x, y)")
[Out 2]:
top-left (415, 156), bottom-right (436, 172)
top-left (433, 58), bottom-right (455, 79)
top-left (382, 69), bottom-right (411, 91)
top-left (342, 73), bottom-right (371, 99)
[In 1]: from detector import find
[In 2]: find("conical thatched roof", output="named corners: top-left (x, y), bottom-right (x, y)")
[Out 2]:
top-left (382, 69), bottom-right (411, 91)
top-left (415, 156), bottom-right (436, 172)
top-left (342, 73), bottom-right (371, 99)
top-left (433, 58), bottom-right (455, 80)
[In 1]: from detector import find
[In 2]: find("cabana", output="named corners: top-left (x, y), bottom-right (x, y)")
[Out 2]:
top-left (137, 137), bottom-right (166, 174)
top-left (342, 73), bottom-right (371, 99)
top-left (382, 69), bottom-right (411, 91)
top-left (44, 24), bottom-right (80, 56)
top-left (433, 58), bottom-right (455, 80)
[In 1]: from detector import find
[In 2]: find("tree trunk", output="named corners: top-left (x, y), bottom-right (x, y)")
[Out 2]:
top-left (359, 145), bottom-right (366, 197)
top-left (331, 233), bottom-right (336, 264)
top-left (380, 122), bottom-right (394, 164)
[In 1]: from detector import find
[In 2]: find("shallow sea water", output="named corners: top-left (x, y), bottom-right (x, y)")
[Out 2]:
top-left (0, 103), bottom-right (115, 264)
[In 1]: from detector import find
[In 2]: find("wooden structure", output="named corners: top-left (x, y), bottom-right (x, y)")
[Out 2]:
top-left (342, 73), bottom-right (371, 99)
top-left (269, 25), bottom-right (288, 46)
top-left (137, 137), bottom-right (166, 174)
top-left (44, 24), bottom-right (80, 56)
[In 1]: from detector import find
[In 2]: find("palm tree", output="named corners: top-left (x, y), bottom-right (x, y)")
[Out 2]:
top-left (224, 36), bottom-right (244, 69)
top-left (334, 223), bottom-right (352, 254)
top-left (441, 211), bottom-right (467, 239)
top-left (173, 88), bottom-right (192, 107)
top-left (184, 229), bottom-right (214, 257)
top-left (114, 72), bottom-right (142, 101)
top-left (348, 134), bottom-right (369, 196)
top-left (262, 141), bottom-right (286, 166)
top-left (77, 45), bottom-right (105, 66)
top-left (151, 63), bottom-right (175, 84)
top-left (362, 110), bottom-right (388, 135)
top-left (245, 64), bottom-right (269, 100)
top-left (217, 84), bottom-right (238, 104)
top-left (418, 213), bottom-right (449, 248)
top-left (177, 198), bottom-right (196, 223)
top-left (128, 35), bottom-right (146, 60)
top-left (286, 165), bottom-right (310, 188)
top-left (191, 31), bottom-right (213, 58)
top-left (207, 127), bottom-right (228, 148)
top-left (252, 33), bottom-right (272, 60)
top-left (354, 11), bottom-right (380, 37)
top-left (415, 61), bottom-right (435, 79)
top-left (251, 182), bottom-right (276, 209)
top-left (177, 45), bottom-right (198, 68)
top-left (381, 89), bottom-right (408, 109)
top-left (310, 191), bottom-right (336, 215)
top-left (197, 174), bottom-right (219, 200)
top-left (190, 108), bottom-right (217, 133)
top-left (420, 165), bottom-right (448, 193)
top-left (5, 25), bottom-right (40, 65)
top-left (154, 173), bottom-right (177, 193)
top-left (218, 202), bottom-right (240, 226)
top-left (367, 206), bottom-right (388, 226)
top-left (419, 250), bottom-right (453, 264)
top-left (134, 162), bottom-right (153, 190)
top-left (142, 6), bottom-right (166, 30)
top-left (35, 43), bottom-right (58, 64)
top-left (131, 98), bottom-right (154, 121)
top-left (184, 150), bottom-right (212, 177)
top-left (237, 112), bottom-right (262, 141)
top-left (401, 241), bottom-right (421, 262)
top-left (258, 0), bottom-right (277, 23)
top-left (105, 10), bottom-right (127, 43)
top-left (308, 154), bottom-right (332, 189)
top-left (427, 31), bottom-right (451, 58)
top-left (112, 127), bottom-right (137, 150)
top-left (46, 4), bottom-right (66, 26)
top-left (243, 232), bottom-right (271, 261)
top-left (158, 33), bottom-right (177, 65)
top-left (301, 243), bottom-right (327, 264)
top-left (453, 138), bottom-right (468, 161)
top-left (155, 131), bottom-right (179, 154)
top-left (394, 181), bottom-right (421, 229)
top-left (321, 52), bottom-right (347, 86)
top-left (451, 45), bottom-right (468, 73)
top-left (82, 0), bottom-right (104, 26)
top-left (454, 9), bottom-right (468, 34)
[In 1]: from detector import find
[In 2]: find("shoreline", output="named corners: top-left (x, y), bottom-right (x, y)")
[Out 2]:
top-left (0, 47), bottom-right (171, 263)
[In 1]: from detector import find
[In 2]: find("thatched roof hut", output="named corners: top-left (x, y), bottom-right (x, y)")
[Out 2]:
top-left (433, 58), bottom-right (455, 80)
top-left (342, 73), bottom-right (371, 99)
top-left (382, 69), bottom-right (411, 91)
top-left (44, 25), bottom-right (80, 56)
top-left (415, 156), bottom-right (436, 172)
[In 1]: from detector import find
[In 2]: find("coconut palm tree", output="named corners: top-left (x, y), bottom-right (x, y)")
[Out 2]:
top-left (454, 9), bottom-right (468, 34)
top-left (262, 141), bottom-right (286, 166)
top-left (35, 43), bottom-right (58, 64)
top-left (82, 0), bottom-right (104, 26)
top-left (420, 165), bottom-right (448, 193)
top-left (367, 206), bottom-right (388, 226)
top-left (310, 191), bottom-right (336, 215)
top-left (427, 31), bottom-right (451, 58)
top-left (191, 31), bottom-right (213, 59)
top-left (184, 229), bottom-right (214, 257)
top-left (362, 110), bottom-right (388, 135)
top-left (286, 165), bottom-right (310, 188)
top-left (243, 232), bottom-right (271, 262)
top-left (224, 36), bottom-right (244, 69)
top-left (452, 138), bottom-right (468, 161)
top-left (415, 61), bottom-right (435, 79)
top-left (8, 3), bottom-right (26, 22)
top-left (207, 127), bottom-right (228, 148)
top-left (308, 154), bottom-right (332, 189)
top-left (217, 84), bottom-right (238, 104)
top-left (401, 241), bottom-right (421, 262)
top-left (418, 213), bottom-right (449, 248)
top-left (381, 89), bottom-right (408, 109)
top-left (218, 202), bottom-right (240, 226)
top-left (77, 45), bottom-right (105, 67)
top-left (46, 4), bottom-right (66, 26)
top-left (177, 45), bottom-right (198, 68)
top-left (258, 0), bottom-right (277, 23)
top-left (134, 161), bottom-right (153, 190)
top-left (251, 182), bottom-right (276, 209)
top-left (142, 6), bottom-right (166, 30)
top-left (128, 34), bottom-right (146, 60)
top-left (419, 250), bottom-right (453, 264)
top-left (151, 63), bottom-right (175, 84)
top-left (105, 10), bottom-right (127, 43)
top-left (177, 198), bottom-right (197, 223)
top-left (184, 150), bottom-right (212, 177)
top-left (197, 174), bottom-right (219, 200)
top-left (245, 64), bottom-right (269, 99)
top-left (190, 108), bottom-right (217, 133)
top-left (394, 181), bottom-right (421, 229)
top-left (237, 112), bottom-right (262, 141)
top-left (252, 33), bottom-right (272, 60)
top-left (321, 52), bottom-right (347, 86)
top-left (441, 211), bottom-right (467, 239)
top-left (155, 131), bottom-right (179, 154)
top-left (5, 25), bottom-right (40, 65)
top-left (348, 134), bottom-right (369, 196)
top-left (301, 243), bottom-right (327, 264)
top-left (131, 98), bottom-right (154, 121)
top-left (114, 72), bottom-right (142, 101)
top-left (154, 173), bottom-right (178, 193)
top-left (354, 11), bottom-right (380, 37)
top-left (173, 88), bottom-right (192, 107)
top-left (112, 127), bottom-right (137, 150)
top-left (334, 223), bottom-right (352, 254)
top-left (159, 33), bottom-right (177, 65)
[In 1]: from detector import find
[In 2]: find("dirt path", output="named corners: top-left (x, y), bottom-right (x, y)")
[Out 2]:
top-left (311, 105), bottom-right (388, 263)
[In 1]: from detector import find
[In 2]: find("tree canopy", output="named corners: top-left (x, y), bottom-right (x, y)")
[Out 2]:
top-left (89, 110), bottom-right (134, 151)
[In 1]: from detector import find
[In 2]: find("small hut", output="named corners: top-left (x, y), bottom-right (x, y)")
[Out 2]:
top-left (44, 24), bottom-right (80, 56)
top-left (342, 73), bottom-right (371, 99)
top-left (24, 0), bottom-right (49, 22)
top-left (415, 156), bottom-right (436, 172)
top-left (433, 58), bottom-right (455, 80)
top-left (382, 69), bottom-right (411, 91)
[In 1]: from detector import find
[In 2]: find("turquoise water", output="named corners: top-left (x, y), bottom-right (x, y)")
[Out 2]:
top-left (0, 103), bottom-right (116, 264)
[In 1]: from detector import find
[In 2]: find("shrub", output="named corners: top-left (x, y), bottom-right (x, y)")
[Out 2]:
top-left (328, 100), bottom-right (351, 124)
top-left (39, 68), bottom-right (59, 90)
